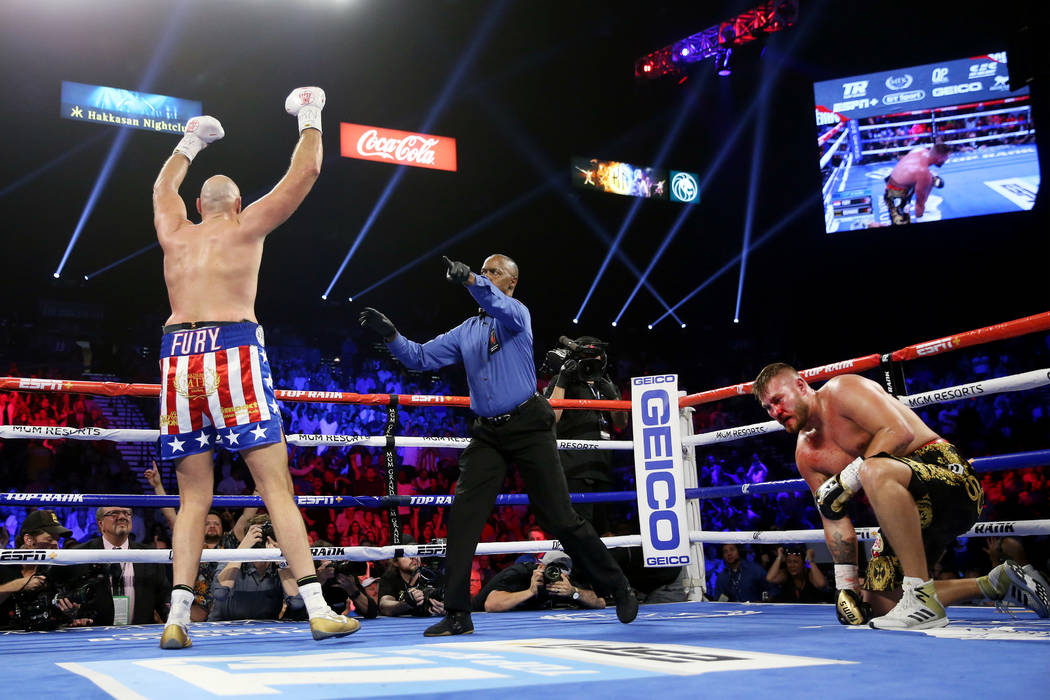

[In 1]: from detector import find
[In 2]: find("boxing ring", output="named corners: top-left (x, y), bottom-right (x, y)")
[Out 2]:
top-left (1, 311), bottom-right (1049, 698)
top-left (819, 94), bottom-right (1039, 230)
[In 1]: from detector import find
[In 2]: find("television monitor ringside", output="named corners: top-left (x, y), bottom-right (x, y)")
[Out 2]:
top-left (813, 52), bottom-right (1039, 233)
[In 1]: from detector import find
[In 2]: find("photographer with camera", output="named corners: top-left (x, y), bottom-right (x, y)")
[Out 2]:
top-left (378, 537), bottom-right (445, 618)
top-left (314, 542), bottom-right (379, 620)
top-left (209, 516), bottom-right (304, 621)
top-left (473, 551), bottom-right (605, 612)
top-left (0, 510), bottom-right (93, 630)
top-left (542, 335), bottom-right (628, 535)
top-left (62, 506), bottom-right (171, 626)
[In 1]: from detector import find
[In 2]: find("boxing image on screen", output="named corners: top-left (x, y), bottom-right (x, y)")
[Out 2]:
top-left (572, 158), bottom-right (699, 203)
top-left (61, 81), bottom-right (203, 135)
top-left (813, 52), bottom-right (1039, 232)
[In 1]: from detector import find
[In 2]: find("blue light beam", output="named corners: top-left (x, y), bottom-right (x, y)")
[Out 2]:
top-left (612, 202), bottom-right (696, 325)
top-left (0, 131), bottom-right (108, 200)
top-left (649, 196), bottom-right (814, 328)
top-left (322, 1), bottom-right (508, 300)
top-left (573, 72), bottom-right (708, 322)
top-left (475, 97), bottom-right (686, 325)
top-left (733, 79), bottom-right (771, 324)
top-left (83, 242), bottom-right (160, 281)
top-left (53, 0), bottom-right (190, 279)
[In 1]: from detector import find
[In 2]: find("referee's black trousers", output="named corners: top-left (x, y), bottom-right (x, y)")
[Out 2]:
top-left (442, 394), bottom-right (626, 613)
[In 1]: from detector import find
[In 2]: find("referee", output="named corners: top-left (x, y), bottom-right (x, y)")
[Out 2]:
top-left (360, 253), bottom-right (637, 636)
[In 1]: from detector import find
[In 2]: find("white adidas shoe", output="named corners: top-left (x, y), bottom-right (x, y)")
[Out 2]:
top-left (869, 580), bottom-right (948, 630)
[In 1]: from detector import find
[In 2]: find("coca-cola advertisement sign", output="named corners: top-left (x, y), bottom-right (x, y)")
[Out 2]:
top-left (340, 122), bottom-right (457, 172)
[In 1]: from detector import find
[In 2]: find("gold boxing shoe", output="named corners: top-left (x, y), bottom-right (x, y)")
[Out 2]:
top-left (159, 623), bottom-right (192, 649)
top-left (310, 610), bottom-right (361, 640)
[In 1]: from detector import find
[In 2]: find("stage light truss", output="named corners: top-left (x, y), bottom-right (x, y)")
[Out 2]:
top-left (635, 0), bottom-right (797, 79)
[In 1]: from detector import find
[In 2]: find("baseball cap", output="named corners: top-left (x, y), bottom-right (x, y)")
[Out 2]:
top-left (18, 510), bottom-right (73, 540)
top-left (540, 551), bottom-right (572, 571)
top-left (783, 543), bottom-right (807, 558)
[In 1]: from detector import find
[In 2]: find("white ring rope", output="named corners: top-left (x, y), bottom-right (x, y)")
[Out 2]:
top-left (5, 520), bottom-right (1047, 566)
top-left (685, 367), bottom-right (1050, 448)
top-left (2, 368), bottom-right (1045, 451)
top-left (819, 127), bottom-right (849, 169)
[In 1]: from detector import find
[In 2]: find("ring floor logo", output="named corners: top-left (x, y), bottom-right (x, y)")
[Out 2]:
top-left (57, 639), bottom-right (852, 698)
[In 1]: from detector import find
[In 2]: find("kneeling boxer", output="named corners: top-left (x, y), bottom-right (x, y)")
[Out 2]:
top-left (752, 363), bottom-right (1049, 630)
top-left (883, 140), bottom-right (949, 224)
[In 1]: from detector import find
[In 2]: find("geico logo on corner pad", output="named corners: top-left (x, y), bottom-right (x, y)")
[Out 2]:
top-left (841, 80), bottom-right (868, 98)
top-left (969, 62), bottom-right (999, 79)
top-left (973, 522), bottom-right (1015, 534)
top-left (0, 550), bottom-right (51, 561)
top-left (932, 81), bottom-right (982, 98)
top-left (640, 387), bottom-right (682, 551)
top-left (884, 74), bottom-right (913, 90)
top-left (633, 374), bottom-right (675, 385)
top-left (931, 67), bottom-right (950, 84)
top-left (646, 554), bottom-right (690, 566)
top-left (882, 90), bottom-right (925, 106)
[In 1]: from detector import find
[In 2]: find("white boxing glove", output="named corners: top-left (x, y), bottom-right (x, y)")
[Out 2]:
top-left (173, 116), bottom-right (224, 162)
top-left (285, 86), bottom-right (326, 133)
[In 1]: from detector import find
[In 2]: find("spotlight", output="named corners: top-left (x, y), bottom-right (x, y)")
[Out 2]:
top-left (647, 324), bottom-right (653, 330)
top-left (643, 62), bottom-right (653, 73)
top-left (572, 318), bottom-right (579, 324)
top-left (719, 22), bottom-right (736, 45)
top-left (681, 323), bottom-right (687, 329)
top-left (734, 318), bottom-right (740, 324)
top-left (53, 272), bottom-right (59, 279)
top-left (347, 296), bottom-right (353, 302)
top-left (83, 275), bottom-right (89, 281)
top-left (717, 48), bottom-right (733, 76)
top-left (611, 321), bottom-right (617, 327)
top-left (321, 294), bottom-right (328, 300)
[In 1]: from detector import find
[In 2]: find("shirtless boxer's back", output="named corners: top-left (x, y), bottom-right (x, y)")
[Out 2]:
top-left (153, 88), bottom-right (360, 649)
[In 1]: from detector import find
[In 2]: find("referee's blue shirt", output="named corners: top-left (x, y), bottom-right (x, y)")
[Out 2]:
top-left (387, 275), bottom-right (536, 418)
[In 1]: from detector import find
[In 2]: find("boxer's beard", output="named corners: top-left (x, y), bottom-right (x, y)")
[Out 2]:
top-left (783, 401), bottom-right (810, 434)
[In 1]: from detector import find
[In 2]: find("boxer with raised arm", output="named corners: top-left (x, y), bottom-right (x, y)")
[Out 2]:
top-left (154, 88), bottom-right (360, 648)
top-left (752, 364), bottom-right (1048, 630)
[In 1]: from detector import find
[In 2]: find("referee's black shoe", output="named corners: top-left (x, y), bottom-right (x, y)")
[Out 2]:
top-left (614, 583), bottom-right (639, 623)
top-left (423, 611), bottom-right (474, 637)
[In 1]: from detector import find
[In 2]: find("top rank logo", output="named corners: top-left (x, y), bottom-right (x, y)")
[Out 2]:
top-left (841, 80), bottom-right (869, 98)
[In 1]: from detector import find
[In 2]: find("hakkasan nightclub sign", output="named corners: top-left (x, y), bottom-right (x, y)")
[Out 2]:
top-left (813, 52), bottom-right (1029, 121)
top-left (61, 81), bottom-right (202, 134)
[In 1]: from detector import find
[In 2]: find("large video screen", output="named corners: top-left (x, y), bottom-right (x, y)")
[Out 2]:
top-left (61, 81), bottom-right (202, 135)
top-left (813, 52), bottom-right (1039, 232)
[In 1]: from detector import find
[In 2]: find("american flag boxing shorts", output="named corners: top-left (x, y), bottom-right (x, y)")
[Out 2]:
top-left (159, 322), bottom-right (283, 458)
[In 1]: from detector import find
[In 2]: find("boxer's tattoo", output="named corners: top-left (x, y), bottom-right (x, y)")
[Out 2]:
top-left (828, 531), bottom-right (857, 564)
